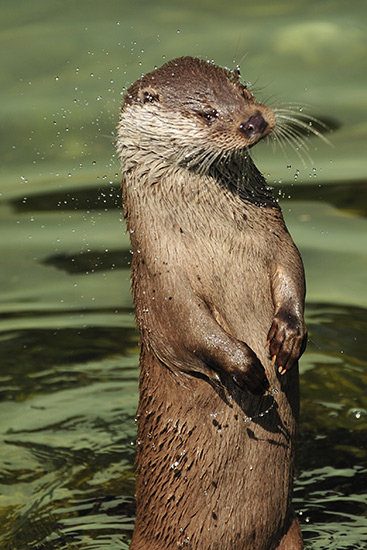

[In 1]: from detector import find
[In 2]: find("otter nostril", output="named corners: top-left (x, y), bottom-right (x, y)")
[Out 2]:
top-left (239, 114), bottom-right (268, 137)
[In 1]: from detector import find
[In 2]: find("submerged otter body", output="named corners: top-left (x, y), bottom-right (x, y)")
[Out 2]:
top-left (117, 57), bottom-right (307, 550)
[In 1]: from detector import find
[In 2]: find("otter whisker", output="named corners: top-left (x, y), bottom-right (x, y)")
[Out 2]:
top-left (275, 132), bottom-right (312, 166)
top-left (266, 133), bottom-right (289, 160)
top-left (274, 111), bottom-right (332, 146)
top-left (276, 122), bottom-right (312, 152)
top-left (274, 107), bottom-right (329, 128)
top-left (271, 103), bottom-right (333, 166)
top-left (272, 125), bottom-right (314, 167)
top-left (271, 100), bottom-right (312, 109)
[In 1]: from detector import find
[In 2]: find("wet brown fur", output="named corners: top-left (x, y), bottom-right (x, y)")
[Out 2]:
top-left (117, 57), bottom-right (307, 550)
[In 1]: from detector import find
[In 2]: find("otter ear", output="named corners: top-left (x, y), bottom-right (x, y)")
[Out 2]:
top-left (138, 86), bottom-right (160, 104)
top-left (230, 66), bottom-right (241, 82)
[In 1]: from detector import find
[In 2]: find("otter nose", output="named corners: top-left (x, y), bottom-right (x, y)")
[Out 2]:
top-left (239, 114), bottom-right (268, 138)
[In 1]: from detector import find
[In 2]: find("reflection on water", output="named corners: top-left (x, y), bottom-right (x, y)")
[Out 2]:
top-left (298, 304), bottom-right (367, 550)
top-left (0, 326), bottom-right (138, 550)
top-left (1, 0), bottom-right (367, 548)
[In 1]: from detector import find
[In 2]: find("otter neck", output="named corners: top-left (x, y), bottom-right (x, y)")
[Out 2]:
top-left (195, 152), bottom-right (279, 209)
top-left (120, 142), bottom-right (279, 210)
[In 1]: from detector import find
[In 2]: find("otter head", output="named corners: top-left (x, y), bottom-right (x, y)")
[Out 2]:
top-left (118, 56), bottom-right (275, 170)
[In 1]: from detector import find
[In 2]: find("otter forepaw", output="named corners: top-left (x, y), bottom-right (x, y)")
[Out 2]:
top-left (267, 309), bottom-right (307, 374)
top-left (231, 355), bottom-right (270, 396)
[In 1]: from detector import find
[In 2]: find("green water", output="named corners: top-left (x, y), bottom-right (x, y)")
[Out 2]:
top-left (0, 0), bottom-right (366, 548)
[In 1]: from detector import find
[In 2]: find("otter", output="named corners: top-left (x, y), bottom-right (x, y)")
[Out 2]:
top-left (117, 56), bottom-right (307, 550)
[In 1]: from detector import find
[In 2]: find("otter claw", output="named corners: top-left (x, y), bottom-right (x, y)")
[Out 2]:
top-left (267, 308), bottom-right (307, 372)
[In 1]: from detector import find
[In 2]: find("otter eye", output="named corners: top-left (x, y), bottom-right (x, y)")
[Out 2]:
top-left (198, 110), bottom-right (219, 124)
